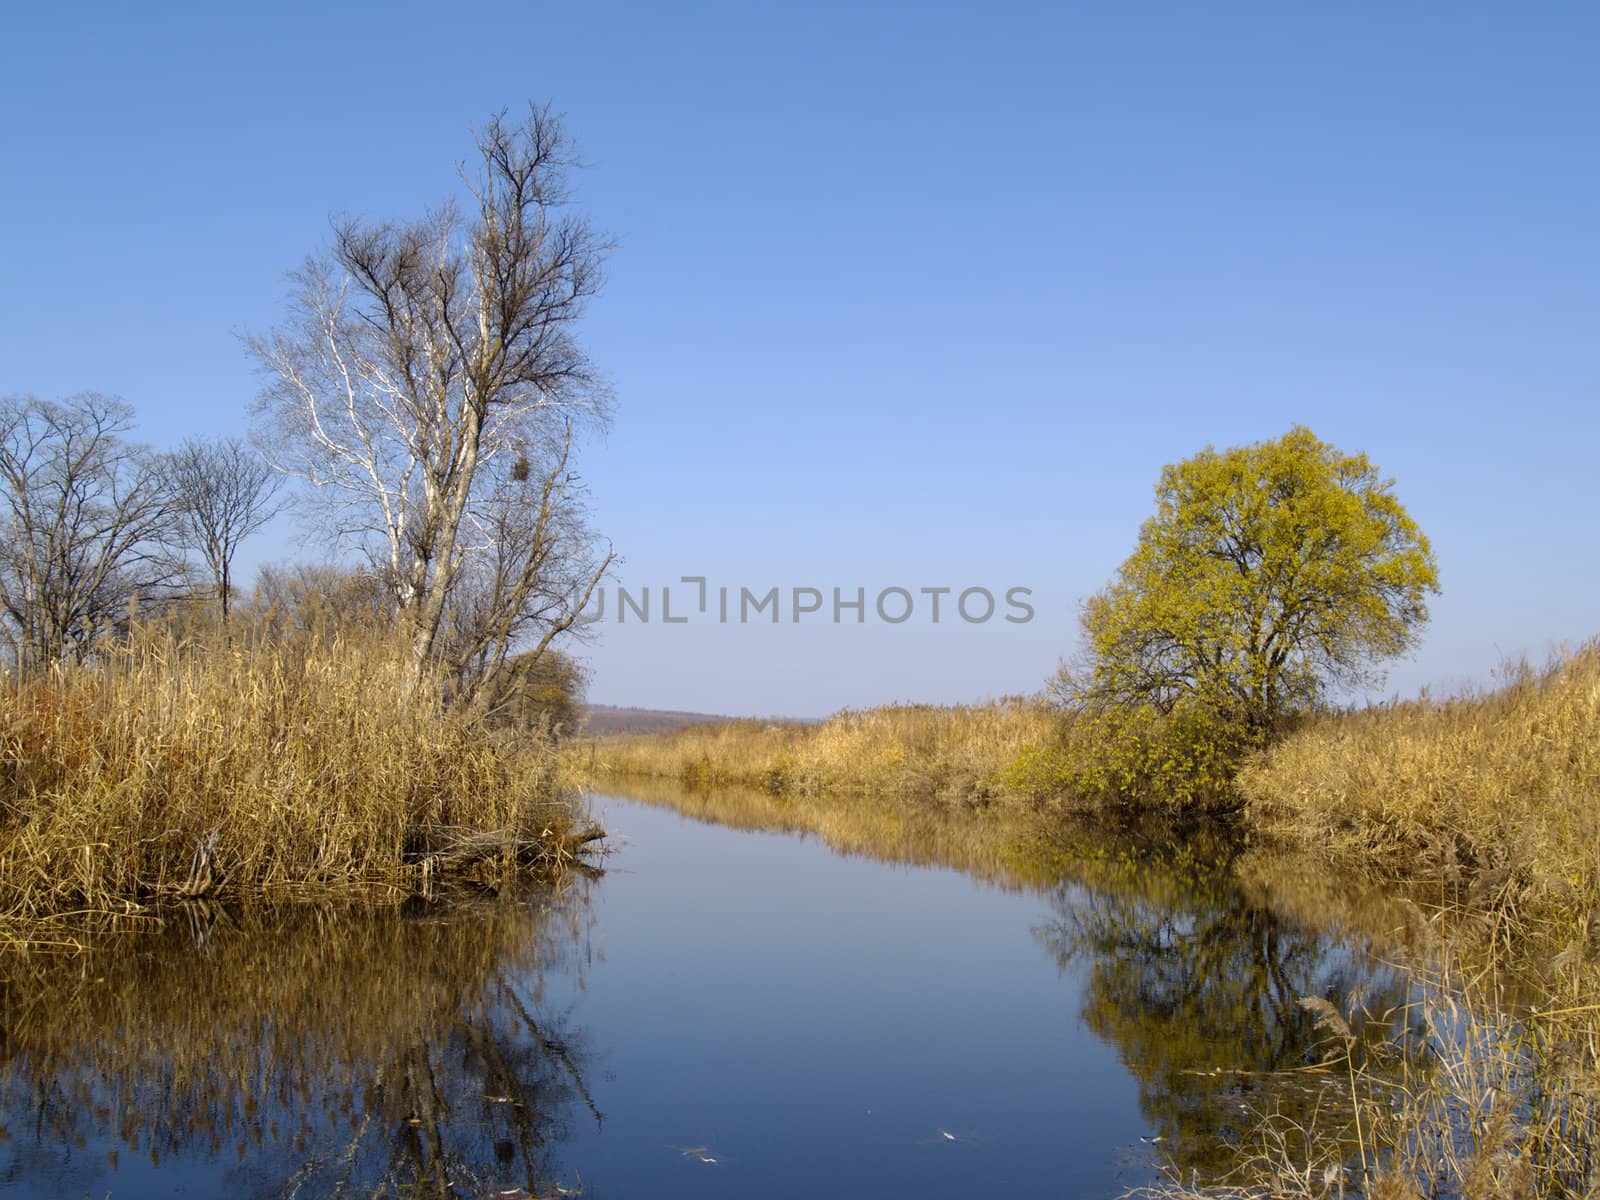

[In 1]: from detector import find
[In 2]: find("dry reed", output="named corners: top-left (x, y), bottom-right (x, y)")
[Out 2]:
top-left (1240, 643), bottom-right (1600, 930)
top-left (585, 697), bottom-right (1059, 806)
top-left (0, 618), bottom-right (588, 930)
top-left (1127, 903), bottom-right (1600, 1200)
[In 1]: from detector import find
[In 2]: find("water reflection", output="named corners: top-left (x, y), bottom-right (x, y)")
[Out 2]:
top-left (613, 780), bottom-right (1422, 1184)
top-left (604, 775), bottom-right (1063, 889)
top-left (0, 783), bottom-right (1433, 1199)
top-left (1030, 825), bottom-right (1420, 1179)
top-left (0, 883), bottom-right (598, 1199)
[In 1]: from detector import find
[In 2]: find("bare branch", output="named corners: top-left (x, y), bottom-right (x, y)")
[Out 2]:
top-left (161, 436), bottom-right (286, 623)
top-left (0, 393), bottom-right (190, 669)
top-left (246, 105), bottom-right (612, 702)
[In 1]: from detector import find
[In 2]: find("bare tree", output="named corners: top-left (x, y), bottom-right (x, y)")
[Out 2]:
top-left (247, 103), bottom-right (614, 697)
top-left (162, 436), bottom-right (285, 622)
top-left (0, 394), bottom-right (186, 669)
top-left (436, 424), bottom-right (610, 718)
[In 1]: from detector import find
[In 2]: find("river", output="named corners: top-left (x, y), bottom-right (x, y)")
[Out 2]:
top-left (0, 784), bottom-right (1409, 1199)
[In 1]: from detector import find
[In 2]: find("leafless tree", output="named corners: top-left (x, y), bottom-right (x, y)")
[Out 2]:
top-left (436, 425), bottom-right (609, 719)
top-left (162, 436), bottom-right (285, 623)
top-left (246, 103), bottom-right (614, 699)
top-left (0, 394), bottom-right (187, 669)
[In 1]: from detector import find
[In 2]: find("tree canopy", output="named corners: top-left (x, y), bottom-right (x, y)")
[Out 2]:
top-left (0, 393), bottom-right (185, 667)
top-left (247, 104), bottom-right (613, 699)
top-left (1071, 427), bottom-right (1439, 731)
top-left (163, 435), bottom-right (284, 623)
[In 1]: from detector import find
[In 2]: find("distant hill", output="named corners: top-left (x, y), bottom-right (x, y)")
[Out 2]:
top-left (581, 704), bottom-right (738, 736)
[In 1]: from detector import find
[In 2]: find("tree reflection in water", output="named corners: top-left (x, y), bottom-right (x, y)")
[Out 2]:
top-left (0, 879), bottom-right (598, 1199)
top-left (1032, 823), bottom-right (1421, 1180)
top-left (606, 780), bottom-right (1431, 1185)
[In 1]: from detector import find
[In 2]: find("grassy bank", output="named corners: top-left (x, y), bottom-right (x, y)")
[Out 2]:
top-left (586, 695), bottom-right (1251, 814)
top-left (586, 698), bottom-right (1058, 806)
top-left (590, 644), bottom-right (1600, 919)
top-left (1242, 644), bottom-right (1600, 931)
top-left (0, 620), bottom-right (589, 936)
top-left (1215, 651), bottom-right (1600, 1200)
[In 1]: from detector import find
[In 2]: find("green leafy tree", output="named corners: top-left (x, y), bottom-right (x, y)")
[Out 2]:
top-left (1070, 427), bottom-right (1439, 733)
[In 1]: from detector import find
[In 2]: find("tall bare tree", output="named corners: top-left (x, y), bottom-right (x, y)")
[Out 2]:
top-left (162, 436), bottom-right (285, 622)
top-left (246, 103), bottom-right (613, 696)
top-left (0, 394), bottom-right (185, 669)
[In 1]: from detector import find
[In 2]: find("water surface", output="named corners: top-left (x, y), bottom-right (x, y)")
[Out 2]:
top-left (0, 785), bottom-right (1408, 1198)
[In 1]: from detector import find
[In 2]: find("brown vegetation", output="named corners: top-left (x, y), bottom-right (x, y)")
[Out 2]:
top-left (0, 614), bottom-right (589, 936)
top-left (585, 698), bottom-right (1057, 806)
top-left (585, 692), bottom-right (1255, 814)
top-left (1240, 644), bottom-right (1600, 932)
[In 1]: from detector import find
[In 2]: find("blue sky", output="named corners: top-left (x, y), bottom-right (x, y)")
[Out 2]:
top-left (3, 2), bottom-right (1596, 716)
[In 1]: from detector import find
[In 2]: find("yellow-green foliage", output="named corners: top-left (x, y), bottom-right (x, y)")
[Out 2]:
top-left (998, 701), bottom-right (1259, 811)
top-left (587, 698), bottom-right (1059, 806)
top-left (1240, 643), bottom-right (1600, 921)
top-left (1074, 426), bottom-right (1438, 729)
top-left (0, 619), bottom-right (583, 927)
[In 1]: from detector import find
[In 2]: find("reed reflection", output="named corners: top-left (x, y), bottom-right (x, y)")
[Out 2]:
top-left (0, 881), bottom-right (599, 1199)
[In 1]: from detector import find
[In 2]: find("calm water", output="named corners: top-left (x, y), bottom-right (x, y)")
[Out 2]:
top-left (0, 787), bottom-right (1408, 1199)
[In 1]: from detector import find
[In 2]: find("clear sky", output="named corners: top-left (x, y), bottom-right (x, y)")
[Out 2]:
top-left (3, 2), bottom-right (1596, 717)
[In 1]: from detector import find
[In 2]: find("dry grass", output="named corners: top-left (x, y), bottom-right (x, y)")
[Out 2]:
top-left (1239, 643), bottom-right (1600, 929)
top-left (586, 693), bottom-right (1254, 815)
top-left (584, 697), bottom-right (1060, 806)
top-left (1139, 645), bottom-right (1600, 1197)
top-left (1127, 904), bottom-right (1600, 1200)
top-left (0, 619), bottom-right (589, 932)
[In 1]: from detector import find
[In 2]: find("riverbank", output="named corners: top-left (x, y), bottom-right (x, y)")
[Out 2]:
top-left (584, 695), bottom-right (1240, 811)
top-left (584, 697), bottom-right (1056, 807)
top-left (587, 644), bottom-right (1599, 923)
top-left (0, 621), bottom-right (589, 941)
top-left (1216, 648), bottom-right (1600, 1196)
top-left (1241, 646), bottom-right (1600, 930)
